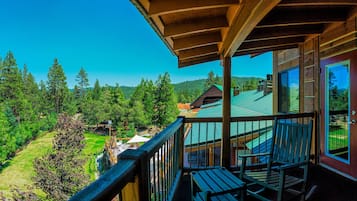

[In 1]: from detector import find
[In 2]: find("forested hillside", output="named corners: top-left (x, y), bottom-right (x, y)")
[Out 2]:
top-left (121, 73), bottom-right (263, 103)
top-left (0, 51), bottom-right (179, 200)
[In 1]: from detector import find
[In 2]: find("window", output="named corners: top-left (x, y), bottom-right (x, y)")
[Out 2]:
top-left (278, 67), bottom-right (299, 113)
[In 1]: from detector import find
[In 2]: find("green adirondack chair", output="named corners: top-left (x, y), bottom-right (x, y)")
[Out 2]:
top-left (239, 118), bottom-right (313, 201)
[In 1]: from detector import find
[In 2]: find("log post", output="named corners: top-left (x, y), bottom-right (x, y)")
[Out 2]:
top-left (221, 57), bottom-right (231, 168)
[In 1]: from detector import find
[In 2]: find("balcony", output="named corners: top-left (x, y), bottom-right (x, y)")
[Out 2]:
top-left (68, 112), bottom-right (356, 201)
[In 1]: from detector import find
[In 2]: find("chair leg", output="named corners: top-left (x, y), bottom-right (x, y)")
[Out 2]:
top-left (277, 171), bottom-right (286, 201)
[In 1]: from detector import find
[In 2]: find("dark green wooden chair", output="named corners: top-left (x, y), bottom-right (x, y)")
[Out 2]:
top-left (239, 118), bottom-right (313, 201)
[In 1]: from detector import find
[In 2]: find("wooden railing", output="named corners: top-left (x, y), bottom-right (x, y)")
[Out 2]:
top-left (70, 113), bottom-right (316, 201)
top-left (183, 112), bottom-right (316, 170)
top-left (70, 117), bottom-right (185, 201)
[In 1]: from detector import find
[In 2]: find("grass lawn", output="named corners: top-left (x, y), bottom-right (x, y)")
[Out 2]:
top-left (0, 132), bottom-right (108, 198)
top-left (83, 133), bottom-right (109, 181)
top-left (328, 127), bottom-right (348, 151)
top-left (0, 132), bottom-right (55, 198)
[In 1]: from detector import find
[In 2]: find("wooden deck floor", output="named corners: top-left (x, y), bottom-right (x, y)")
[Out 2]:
top-left (173, 165), bottom-right (357, 201)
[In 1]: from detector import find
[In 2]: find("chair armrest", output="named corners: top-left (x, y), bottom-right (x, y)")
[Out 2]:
top-left (239, 152), bottom-right (270, 179)
top-left (276, 161), bottom-right (308, 171)
top-left (238, 152), bottom-right (270, 158)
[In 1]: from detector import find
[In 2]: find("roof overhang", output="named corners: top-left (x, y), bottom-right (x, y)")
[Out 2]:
top-left (130, 0), bottom-right (357, 68)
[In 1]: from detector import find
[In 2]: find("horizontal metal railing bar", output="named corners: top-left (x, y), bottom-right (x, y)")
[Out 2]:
top-left (185, 112), bottom-right (315, 123)
top-left (184, 126), bottom-right (273, 148)
top-left (140, 117), bottom-right (184, 156)
top-left (185, 117), bottom-right (223, 123)
top-left (69, 160), bottom-right (136, 201)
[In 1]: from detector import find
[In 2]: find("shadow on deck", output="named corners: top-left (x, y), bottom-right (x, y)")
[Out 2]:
top-left (173, 165), bottom-right (357, 201)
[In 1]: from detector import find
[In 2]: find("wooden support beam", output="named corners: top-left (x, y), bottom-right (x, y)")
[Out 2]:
top-left (238, 36), bottom-right (305, 52)
top-left (221, 56), bottom-right (231, 168)
top-left (278, 0), bottom-right (357, 7)
top-left (234, 44), bottom-right (298, 56)
top-left (178, 54), bottom-right (220, 68)
top-left (220, 0), bottom-right (281, 57)
top-left (164, 16), bottom-right (228, 37)
top-left (246, 24), bottom-right (324, 42)
top-left (178, 45), bottom-right (218, 60)
top-left (257, 7), bottom-right (347, 28)
top-left (173, 32), bottom-right (221, 51)
top-left (148, 0), bottom-right (238, 16)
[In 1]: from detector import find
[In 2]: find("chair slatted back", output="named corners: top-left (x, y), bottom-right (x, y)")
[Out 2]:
top-left (270, 119), bottom-right (313, 165)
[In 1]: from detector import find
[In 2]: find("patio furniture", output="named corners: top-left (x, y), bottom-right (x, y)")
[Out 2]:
top-left (191, 167), bottom-right (246, 201)
top-left (239, 118), bottom-right (313, 201)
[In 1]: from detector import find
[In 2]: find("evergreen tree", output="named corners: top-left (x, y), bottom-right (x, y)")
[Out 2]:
top-left (34, 114), bottom-right (89, 201)
top-left (22, 64), bottom-right (40, 121)
top-left (110, 84), bottom-right (127, 128)
top-left (0, 51), bottom-right (25, 119)
top-left (204, 70), bottom-right (216, 89)
top-left (75, 67), bottom-right (89, 112)
top-left (153, 73), bottom-right (179, 128)
top-left (92, 79), bottom-right (101, 100)
top-left (0, 105), bottom-right (13, 165)
top-left (47, 58), bottom-right (68, 113)
top-left (38, 80), bottom-right (50, 115)
top-left (129, 79), bottom-right (156, 127)
top-left (128, 100), bottom-right (147, 128)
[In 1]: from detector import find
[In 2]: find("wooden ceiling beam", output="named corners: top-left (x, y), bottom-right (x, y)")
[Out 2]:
top-left (234, 44), bottom-right (298, 56)
top-left (148, 0), bottom-right (239, 16)
top-left (178, 54), bottom-right (220, 68)
top-left (238, 36), bottom-right (305, 51)
top-left (173, 32), bottom-right (221, 51)
top-left (257, 7), bottom-right (347, 28)
top-left (164, 16), bottom-right (228, 37)
top-left (220, 0), bottom-right (281, 57)
top-left (246, 24), bottom-right (324, 42)
top-left (178, 45), bottom-right (218, 60)
top-left (278, 0), bottom-right (357, 7)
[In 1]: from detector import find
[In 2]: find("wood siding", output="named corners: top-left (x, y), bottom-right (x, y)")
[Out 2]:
top-left (273, 16), bottom-right (357, 167)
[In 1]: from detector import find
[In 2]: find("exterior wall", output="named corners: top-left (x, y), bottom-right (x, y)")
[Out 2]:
top-left (272, 48), bottom-right (300, 114)
top-left (273, 16), bottom-right (357, 170)
top-left (190, 86), bottom-right (222, 108)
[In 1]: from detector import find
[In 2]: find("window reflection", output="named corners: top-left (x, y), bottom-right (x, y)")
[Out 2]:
top-left (326, 61), bottom-right (349, 161)
top-left (278, 67), bottom-right (299, 113)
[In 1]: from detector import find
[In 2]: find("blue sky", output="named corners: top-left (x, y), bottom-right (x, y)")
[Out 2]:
top-left (0, 0), bottom-right (272, 87)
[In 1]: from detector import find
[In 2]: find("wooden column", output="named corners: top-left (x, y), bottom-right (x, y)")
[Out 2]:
top-left (221, 57), bottom-right (231, 168)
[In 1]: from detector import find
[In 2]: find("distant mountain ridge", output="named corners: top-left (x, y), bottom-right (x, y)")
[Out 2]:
top-left (120, 76), bottom-right (263, 99)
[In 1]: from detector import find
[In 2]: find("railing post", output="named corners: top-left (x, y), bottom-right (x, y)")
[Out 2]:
top-left (118, 149), bottom-right (148, 201)
top-left (178, 116), bottom-right (185, 170)
top-left (221, 56), bottom-right (231, 168)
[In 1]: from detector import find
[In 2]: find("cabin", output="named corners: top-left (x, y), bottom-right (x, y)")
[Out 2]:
top-left (190, 84), bottom-right (224, 109)
top-left (71, 1), bottom-right (357, 201)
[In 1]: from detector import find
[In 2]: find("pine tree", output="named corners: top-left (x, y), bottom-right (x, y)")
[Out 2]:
top-left (204, 70), bottom-right (216, 89)
top-left (75, 67), bottom-right (89, 112)
top-left (92, 79), bottom-right (101, 100)
top-left (22, 64), bottom-right (40, 121)
top-left (110, 84), bottom-right (127, 128)
top-left (38, 80), bottom-right (50, 115)
top-left (129, 79), bottom-right (156, 127)
top-left (153, 73), bottom-right (179, 128)
top-left (47, 58), bottom-right (68, 113)
top-left (0, 105), bottom-right (12, 165)
top-left (0, 51), bottom-right (25, 119)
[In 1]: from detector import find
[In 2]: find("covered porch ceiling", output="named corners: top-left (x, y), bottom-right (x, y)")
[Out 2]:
top-left (130, 0), bottom-right (357, 68)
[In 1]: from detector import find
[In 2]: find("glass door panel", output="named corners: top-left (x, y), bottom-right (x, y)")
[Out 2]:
top-left (325, 61), bottom-right (350, 162)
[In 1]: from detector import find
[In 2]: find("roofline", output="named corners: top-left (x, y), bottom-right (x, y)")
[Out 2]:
top-left (130, 0), bottom-right (176, 56)
top-left (190, 84), bottom-right (222, 107)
